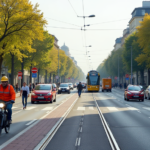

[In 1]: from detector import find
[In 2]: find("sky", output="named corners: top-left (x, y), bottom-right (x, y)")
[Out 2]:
top-left (31, 0), bottom-right (145, 75)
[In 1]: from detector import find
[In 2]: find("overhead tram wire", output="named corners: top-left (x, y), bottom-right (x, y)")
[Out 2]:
top-left (68, 0), bottom-right (78, 16)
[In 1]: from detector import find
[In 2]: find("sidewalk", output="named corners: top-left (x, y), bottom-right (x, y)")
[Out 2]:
top-left (1, 93), bottom-right (78, 150)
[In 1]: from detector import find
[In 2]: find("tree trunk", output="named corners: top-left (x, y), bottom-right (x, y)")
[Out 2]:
top-left (45, 70), bottom-right (47, 83)
top-left (10, 54), bottom-right (14, 86)
top-left (148, 69), bottom-right (150, 86)
top-left (38, 69), bottom-right (40, 83)
top-left (140, 70), bottom-right (144, 85)
top-left (30, 65), bottom-right (32, 84)
top-left (53, 74), bottom-right (55, 83)
top-left (0, 54), bottom-right (3, 75)
top-left (136, 71), bottom-right (138, 85)
top-left (50, 73), bottom-right (51, 83)
top-left (21, 58), bottom-right (24, 87)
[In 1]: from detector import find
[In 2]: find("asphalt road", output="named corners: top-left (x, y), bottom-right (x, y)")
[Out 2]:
top-left (95, 88), bottom-right (150, 150)
top-left (0, 89), bottom-right (76, 146)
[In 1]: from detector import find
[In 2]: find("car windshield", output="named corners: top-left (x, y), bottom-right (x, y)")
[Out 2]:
top-left (60, 84), bottom-right (69, 87)
top-left (35, 85), bottom-right (51, 90)
top-left (69, 83), bottom-right (72, 85)
top-left (128, 86), bottom-right (141, 91)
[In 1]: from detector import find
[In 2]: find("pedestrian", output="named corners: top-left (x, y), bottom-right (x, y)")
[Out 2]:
top-left (15, 83), bottom-right (19, 93)
top-left (29, 83), bottom-right (32, 93)
top-left (77, 82), bottom-right (83, 97)
top-left (32, 83), bottom-right (35, 89)
top-left (20, 82), bottom-right (29, 109)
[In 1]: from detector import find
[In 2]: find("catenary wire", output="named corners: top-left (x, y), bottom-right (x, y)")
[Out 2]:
top-left (68, 0), bottom-right (78, 16)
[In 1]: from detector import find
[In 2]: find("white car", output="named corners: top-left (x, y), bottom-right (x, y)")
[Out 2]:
top-left (145, 85), bottom-right (150, 99)
top-left (68, 83), bottom-right (74, 90)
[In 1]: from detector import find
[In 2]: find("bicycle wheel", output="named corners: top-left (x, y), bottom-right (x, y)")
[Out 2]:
top-left (5, 120), bottom-right (10, 133)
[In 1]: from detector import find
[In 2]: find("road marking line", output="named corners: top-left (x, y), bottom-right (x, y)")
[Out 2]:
top-left (128, 107), bottom-right (138, 110)
top-left (42, 107), bottom-right (53, 111)
top-left (126, 104), bottom-right (131, 107)
top-left (77, 107), bottom-right (85, 110)
top-left (78, 137), bottom-right (81, 146)
top-left (80, 127), bottom-right (82, 132)
top-left (46, 111), bottom-right (50, 114)
top-left (89, 107), bottom-right (94, 110)
top-left (107, 107), bottom-right (118, 111)
top-left (26, 107), bottom-right (36, 110)
top-left (75, 138), bottom-right (78, 146)
top-left (26, 119), bottom-right (37, 126)
top-left (12, 107), bottom-right (17, 109)
top-left (143, 107), bottom-right (150, 111)
top-left (137, 111), bottom-right (141, 113)
top-left (12, 110), bottom-right (22, 115)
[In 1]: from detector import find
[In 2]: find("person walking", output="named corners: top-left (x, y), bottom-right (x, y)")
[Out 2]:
top-left (15, 83), bottom-right (19, 93)
top-left (77, 82), bottom-right (83, 97)
top-left (20, 82), bottom-right (29, 109)
top-left (29, 83), bottom-right (32, 93)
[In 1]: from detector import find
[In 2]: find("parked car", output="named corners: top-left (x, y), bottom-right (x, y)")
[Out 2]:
top-left (124, 85), bottom-right (144, 101)
top-left (68, 83), bottom-right (74, 90)
top-left (31, 84), bottom-right (56, 104)
top-left (58, 83), bottom-right (70, 94)
top-left (144, 85), bottom-right (150, 99)
top-left (74, 83), bottom-right (77, 88)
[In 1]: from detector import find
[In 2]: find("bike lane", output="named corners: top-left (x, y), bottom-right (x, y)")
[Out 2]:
top-left (1, 93), bottom-right (78, 150)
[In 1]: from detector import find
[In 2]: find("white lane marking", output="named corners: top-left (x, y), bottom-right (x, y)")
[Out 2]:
top-left (75, 138), bottom-right (78, 146)
top-left (126, 104), bottom-right (131, 107)
top-left (42, 107), bottom-right (53, 111)
top-left (46, 111), bottom-right (50, 114)
top-left (26, 119), bottom-right (37, 126)
top-left (80, 127), bottom-right (82, 132)
top-left (77, 107), bottom-right (85, 110)
top-left (12, 110), bottom-right (22, 115)
top-left (12, 107), bottom-right (17, 109)
top-left (137, 111), bottom-right (141, 113)
top-left (26, 107), bottom-right (36, 110)
top-left (78, 137), bottom-right (81, 146)
top-left (89, 107), bottom-right (94, 110)
top-left (107, 107), bottom-right (118, 111)
top-left (143, 107), bottom-right (150, 111)
top-left (128, 107), bottom-right (138, 110)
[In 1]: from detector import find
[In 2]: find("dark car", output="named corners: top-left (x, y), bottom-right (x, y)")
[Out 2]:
top-left (58, 83), bottom-right (70, 94)
top-left (31, 84), bottom-right (56, 104)
top-left (124, 85), bottom-right (144, 102)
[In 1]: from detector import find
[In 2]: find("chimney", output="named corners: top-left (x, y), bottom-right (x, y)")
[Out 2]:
top-left (143, 1), bottom-right (150, 7)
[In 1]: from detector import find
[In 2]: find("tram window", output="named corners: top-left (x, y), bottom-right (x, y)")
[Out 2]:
top-left (89, 76), bottom-right (98, 85)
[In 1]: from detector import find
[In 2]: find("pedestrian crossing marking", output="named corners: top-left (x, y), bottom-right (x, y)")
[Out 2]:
top-left (143, 107), bottom-right (150, 111)
top-left (128, 107), bottom-right (138, 110)
top-left (107, 107), bottom-right (118, 111)
top-left (89, 107), bottom-right (94, 110)
top-left (42, 107), bottom-right (53, 110)
top-left (12, 107), bottom-right (17, 109)
top-left (77, 107), bottom-right (85, 110)
top-left (26, 107), bottom-right (36, 110)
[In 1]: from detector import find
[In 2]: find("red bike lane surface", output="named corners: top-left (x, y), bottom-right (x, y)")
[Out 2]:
top-left (2, 94), bottom-right (78, 150)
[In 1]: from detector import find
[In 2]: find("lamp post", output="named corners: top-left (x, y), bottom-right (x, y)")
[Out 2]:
top-left (131, 46), bottom-right (133, 84)
top-left (58, 49), bottom-right (59, 83)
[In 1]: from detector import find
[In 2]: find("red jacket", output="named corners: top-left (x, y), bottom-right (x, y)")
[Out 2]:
top-left (0, 84), bottom-right (16, 101)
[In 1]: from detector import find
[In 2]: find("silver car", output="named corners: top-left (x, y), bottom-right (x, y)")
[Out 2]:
top-left (68, 83), bottom-right (74, 90)
top-left (145, 85), bottom-right (150, 99)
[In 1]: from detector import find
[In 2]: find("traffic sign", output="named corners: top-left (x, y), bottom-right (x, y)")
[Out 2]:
top-left (126, 78), bottom-right (129, 80)
top-left (32, 73), bottom-right (37, 78)
top-left (18, 71), bottom-right (22, 76)
top-left (125, 74), bottom-right (129, 78)
top-left (32, 67), bottom-right (38, 73)
top-left (18, 76), bottom-right (22, 80)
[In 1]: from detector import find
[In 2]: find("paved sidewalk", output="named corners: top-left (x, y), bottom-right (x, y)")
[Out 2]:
top-left (2, 94), bottom-right (78, 150)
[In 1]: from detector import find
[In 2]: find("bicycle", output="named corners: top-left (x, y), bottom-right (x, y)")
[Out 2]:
top-left (0, 100), bottom-right (12, 135)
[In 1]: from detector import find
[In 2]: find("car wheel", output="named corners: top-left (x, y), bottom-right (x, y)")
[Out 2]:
top-left (142, 99), bottom-right (144, 102)
top-left (102, 90), bottom-right (104, 92)
top-left (110, 89), bottom-right (111, 92)
top-left (148, 94), bottom-right (150, 100)
top-left (124, 95), bottom-right (126, 100)
top-left (31, 101), bottom-right (34, 104)
top-left (68, 91), bottom-right (70, 94)
top-left (126, 98), bottom-right (129, 101)
top-left (145, 93), bottom-right (147, 99)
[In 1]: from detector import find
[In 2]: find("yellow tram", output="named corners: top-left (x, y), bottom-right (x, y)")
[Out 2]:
top-left (86, 70), bottom-right (100, 92)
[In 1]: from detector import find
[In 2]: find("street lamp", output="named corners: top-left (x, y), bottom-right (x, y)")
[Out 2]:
top-left (78, 15), bottom-right (95, 18)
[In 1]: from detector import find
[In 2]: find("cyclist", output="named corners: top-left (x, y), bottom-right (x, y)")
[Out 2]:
top-left (0, 76), bottom-right (15, 124)
top-left (77, 82), bottom-right (83, 97)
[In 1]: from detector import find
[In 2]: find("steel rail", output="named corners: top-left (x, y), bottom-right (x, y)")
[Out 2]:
top-left (93, 94), bottom-right (121, 150)
top-left (34, 97), bottom-right (79, 150)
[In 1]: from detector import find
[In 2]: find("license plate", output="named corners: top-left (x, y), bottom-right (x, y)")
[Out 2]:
top-left (62, 90), bottom-right (65, 91)
top-left (105, 85), bottom-right (109, 87)
top-left (133, 96), bottom-right (139, 98)
top-left (38, 97), bottom-right (44, 99)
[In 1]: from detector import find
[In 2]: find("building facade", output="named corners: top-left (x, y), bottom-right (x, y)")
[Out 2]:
top-left (114, 37), bottom-right (122, 51)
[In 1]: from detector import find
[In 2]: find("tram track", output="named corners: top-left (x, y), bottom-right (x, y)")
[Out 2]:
top-left (93, 93), bottom-right (121, 150)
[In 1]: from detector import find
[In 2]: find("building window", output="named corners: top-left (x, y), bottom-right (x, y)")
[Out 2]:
top-left (142, 10), bottom-right (145, 15)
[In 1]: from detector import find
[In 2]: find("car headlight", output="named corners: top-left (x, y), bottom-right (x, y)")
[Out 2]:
top-left (141, 92), bottom-right (144, 95)
top-left (127, 92), bottom-right (131, 94)
top-left (0, 103), bottom-right (4, 108)
top-left (67, 87), bottom-right (69, 90)
top-left (47, 93), bottom-right (51, 96)
top-left (59, 88), bottom-right (61, 90)
top-left (31, 93), bottom-right (36, 96)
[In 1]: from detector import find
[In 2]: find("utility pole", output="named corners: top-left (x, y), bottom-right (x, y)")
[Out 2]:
top-left (118, 55), bottom-right (119, 86)
top-left (131, 46), bottom-right (133, 84)
top-left (58, 49), bottom-right (59, 83)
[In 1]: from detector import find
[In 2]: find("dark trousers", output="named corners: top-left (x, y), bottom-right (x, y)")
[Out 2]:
top-left (78, 90), bottom-right (82, 97)
top-left (6, 103), bottom-right (13, 120)
top-left (22, 95), bottom-right (27, 107)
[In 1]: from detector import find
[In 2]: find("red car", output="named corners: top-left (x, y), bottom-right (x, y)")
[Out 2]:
top-left (31, 84), bottom-right (56, 104)
top-left (124, 85), bottom-right (144, 102)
